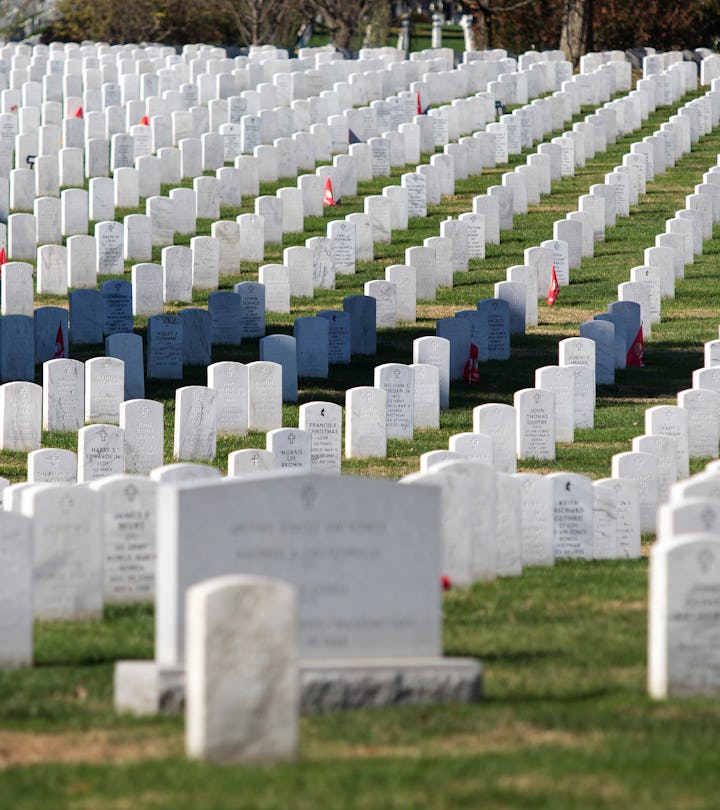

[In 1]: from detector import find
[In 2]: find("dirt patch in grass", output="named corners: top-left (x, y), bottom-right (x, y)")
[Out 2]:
top-left (308, 721), bottom-right (604, 761)
top-left (495, 770), bottom-right (628, 802)
top-left (417, 304), bottom-right (467, 320)
top-left (535, 308), bottom-right (598, 326)
top-left (0, 728), bottom-right (182, 769)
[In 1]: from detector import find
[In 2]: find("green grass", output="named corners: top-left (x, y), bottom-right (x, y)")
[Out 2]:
top-left (2, 85), bottom-right (720, 806)
top-left (1, 562), bottom-right (720, 808)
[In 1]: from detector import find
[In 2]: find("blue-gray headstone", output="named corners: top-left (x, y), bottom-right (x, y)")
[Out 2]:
top-left (69, 289), bottom-right (103, 345)
top-left (233, 282), bottom-right (265, 338)
top-left (294, 316), bottom-right (329, 379)
top-left (436, 317), bottom-right (473, 382)
top-left (343, 295), bottom-right (376, 355)
top-left (579, 319), bottom-right (615, 385)
top-left (180, 308), bottom-right (212, 366)
top-left (259, 334), bottom-right (298, 402)
top-left (105, 332), bottom-right (145, 399)
top-left (594, 312), bottom-right (627, 369)
top-left (102, 279), bottom-right (134, 337)
top-left (147, 314), bottom-right (183, 380)
top-left (455, 310), bottom-right (489, 363)
top-left (476, 298), bottom-right (510, 361)
top-left (34, 306), bottom-right (68, 364)
top-left (1, 315), bottom-right (34, 382)
top-left (317, 310), bottom-right (351, 364)
top-left (607, 300), bottom-right (641, 351)
top-left (208, 291), bottom-right (242, 346)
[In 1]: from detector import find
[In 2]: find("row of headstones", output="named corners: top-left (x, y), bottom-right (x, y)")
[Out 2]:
top-left (403, 460), bottom-right (640, 587)
top-left (423, 79), bottom-right (708, 372)
top-left (0, 48), bottom-right (652, 376)
top-left (0, 40), bottom-right (568, 155)
top-left (0, 38), bottom-right (512, 237)
top-left (0, 44), bottom-right (640, 276)
top-left (4, 326), bottom-right (446, 462)
top-left (509, 72), bottom-right (720, 384)
top-left (0, 283), bottom-right (386, 382)
top-left (4, 63), bottom-right (708, 464)
top-left (3, 468), bottom-right (447, 666)
top-left (580, 59), bottom-right (720, 701)
top-left (431, 55), bottom-right (708, 349)
top-left (578, 55), bottom-right (720, 699)
top-left (564, 57), bottom-right (720, 698)
top-left (517, 81), bottom-right (720, 546)
top-left (363, 61), bottom-right (694, 370)
top-left (561, 96), bottom-right (720, 515)
top-left (0, 282), bottom-right (267, 384)
top-left (0, 354), bottom-right (295, 454)
top-left (389, 77), bottom-right (720, 581)
top-left (543, 89), bottom-right (720, 386)
top-left (606, 322), bottom-right (720, 538)
top-left (5, 64), bottom-right (704, 460)
top-left (647, 458), bottom-right (720, 699)
top-left (0, 39), bottom-right (523, 190)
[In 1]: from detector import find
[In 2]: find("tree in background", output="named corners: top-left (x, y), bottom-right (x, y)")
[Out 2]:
top-left (455, 0), bottom-right (720, 58)
top-left (458, 0), bottom-right (561, 52)
top-left (559, 0), bottom-right (593, 62)
top-left (40, 0), bottom-right (720, 55)
top-left (593, 0), bottom-right (719, 51)
top-left (302, 0), bottom-right (388, 51)
top-left (49, 0), bottom-right (307, 46)
top-left (214, 0), bottom-right (310, 48)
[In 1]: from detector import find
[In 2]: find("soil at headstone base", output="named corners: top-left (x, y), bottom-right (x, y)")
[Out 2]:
top-left (0, 729), bottom-right (181, 768)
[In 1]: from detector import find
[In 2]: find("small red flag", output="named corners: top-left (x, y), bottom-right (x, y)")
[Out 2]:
top-left (546, 265), bottom-right (559, 306)
top-left (139, 114), bottom-right (150, 126)
top-left (463, 342), bottom-right (480, 383)
top-left (626, 325), bottom-right (644, 367)
top-left (323, 176), bottom-right (336, 206)
top-left (74, 106), bottom-right (83, 118)
top-left (53, 323), bottom-right (65, 359)
top-left (416, 90), bottom-right (423, 115)
top-left (0, 245), bottom-right (6, 267)
top-left (440, 575), bottom-right (452, 590)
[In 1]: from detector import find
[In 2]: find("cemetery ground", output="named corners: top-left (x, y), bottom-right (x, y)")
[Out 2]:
top-left (3, 88), bottom-right (720, 806)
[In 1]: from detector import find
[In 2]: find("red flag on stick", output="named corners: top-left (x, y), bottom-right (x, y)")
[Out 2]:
top-left (74, 106), bottom-right (83, 118)
top-left (0, 244), bottom-right (6, 267)
top-left (323, 176), bottom-right (336, 206)
top-left (416, 90), bottom-right (423, 115)
top-left (546, 265), bottom-right (559, 306)
top-left (139, 114), bottom-right (150, 126)
top-left (53, 323), bottom-right (65, 359)
top-left (463, 342), bottom-right (480, 383)
top-left (626, 325), bottom-right (644, 367)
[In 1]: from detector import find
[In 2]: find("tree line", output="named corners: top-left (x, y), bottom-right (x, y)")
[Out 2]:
top-left (15, 0), bottom-right (720, 62)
